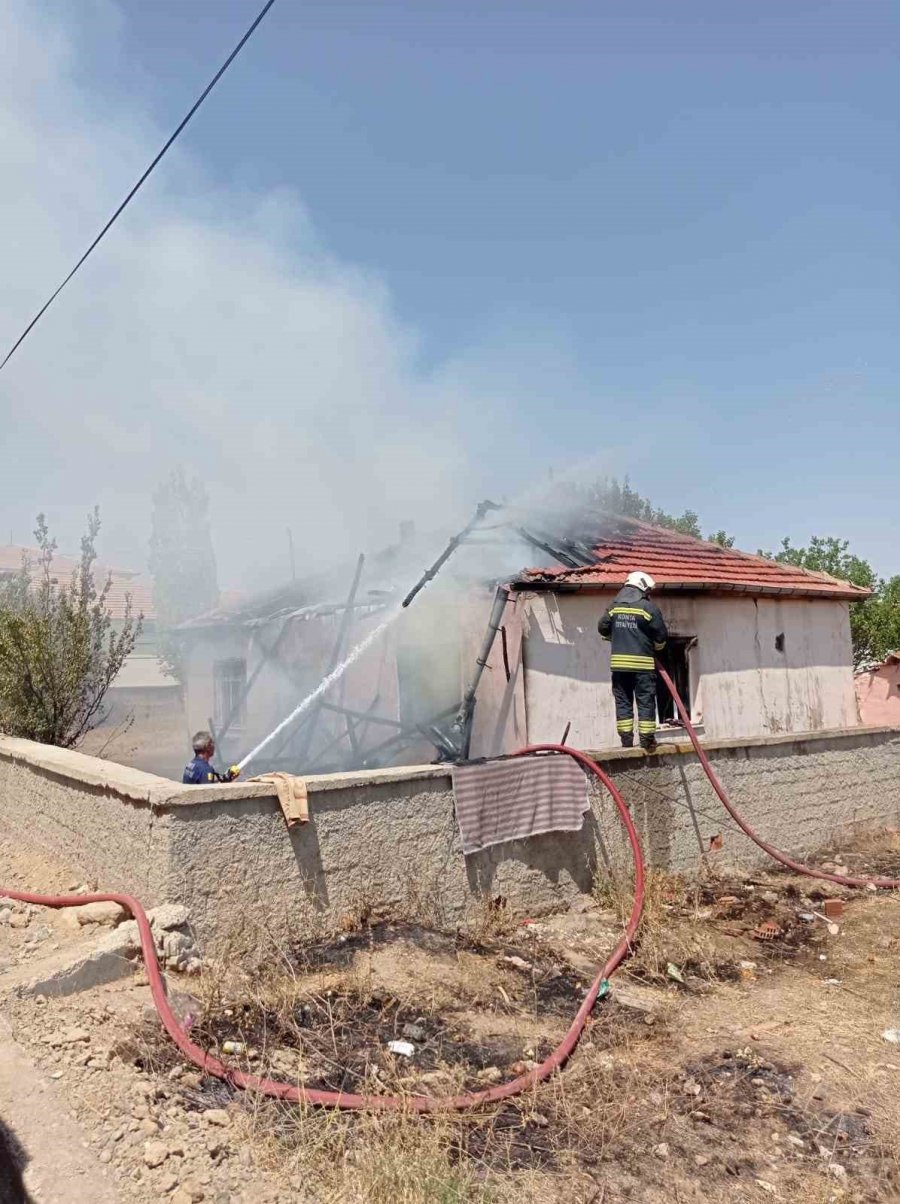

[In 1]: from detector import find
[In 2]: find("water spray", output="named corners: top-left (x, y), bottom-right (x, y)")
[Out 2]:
top-left (237, 500), bottom-right (505, 773)
top-left (235, 607), bottom-right (403, 772)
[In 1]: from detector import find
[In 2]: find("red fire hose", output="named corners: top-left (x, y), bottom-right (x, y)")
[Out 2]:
top-left (4, 689), bottom-right (895, 1111)
top-left (656, 663), bottom-right (900, 890)
top-left (0, 744), bottom-right (645, 1112)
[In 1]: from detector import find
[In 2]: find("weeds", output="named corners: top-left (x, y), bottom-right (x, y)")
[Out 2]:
top-left (113, 840), bottom-right (900, 1203)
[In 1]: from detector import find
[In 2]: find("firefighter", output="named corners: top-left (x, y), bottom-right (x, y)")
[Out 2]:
top-left (182, 731), bottom-right (240, 784)
top-left (598, 571), bottom-right (668, 751)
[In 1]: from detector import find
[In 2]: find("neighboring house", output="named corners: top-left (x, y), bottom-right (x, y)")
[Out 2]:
top-left (854, 653), bottom-right (900, 727)
top-left (0, 542), bottom-right (163, 686)
top-left (179, 514), bottom-right (871, 774)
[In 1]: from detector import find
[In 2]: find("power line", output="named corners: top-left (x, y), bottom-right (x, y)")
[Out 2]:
top-left (0, 0), bottom-right (278, 373)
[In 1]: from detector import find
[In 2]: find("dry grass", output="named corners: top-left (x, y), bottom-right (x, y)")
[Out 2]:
top-left (461, 895), bottom-right (523, 946)
top-left (593, 866), bottom-right (740, 988)
top-left (113, 831), bottom-right (900, 1203)
top-left (232, 1013), bottom-right (671, 1204)
top-left (243, 1103), bottom-right (494, 1204)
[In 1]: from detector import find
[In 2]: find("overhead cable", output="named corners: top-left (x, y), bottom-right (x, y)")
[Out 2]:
top-left (0, 0), bottom-right (278, 372)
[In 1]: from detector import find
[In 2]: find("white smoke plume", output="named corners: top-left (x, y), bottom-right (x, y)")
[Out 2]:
top-left (0, 0), bottom-right (593, 587)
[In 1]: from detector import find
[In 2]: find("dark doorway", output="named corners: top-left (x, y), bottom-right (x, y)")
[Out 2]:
top-left (657, 637), bottom-right (693, 723)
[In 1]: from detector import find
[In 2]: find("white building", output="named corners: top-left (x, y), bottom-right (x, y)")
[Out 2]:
top-left (178, 515), bottom-right (870, 774)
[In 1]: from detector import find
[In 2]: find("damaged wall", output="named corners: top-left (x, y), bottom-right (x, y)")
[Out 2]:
top-left (181, 581), bottom-right (506, 773)
top-left (182, 606), bottom-right (410, 771)
top-left (520, 591), bottom-right (861, 746)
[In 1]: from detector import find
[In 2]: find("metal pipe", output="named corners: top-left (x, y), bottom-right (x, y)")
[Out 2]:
top-left (454, 585), bottom-right (510, 759)
top-left (401, 500), bottom-right (501, 608)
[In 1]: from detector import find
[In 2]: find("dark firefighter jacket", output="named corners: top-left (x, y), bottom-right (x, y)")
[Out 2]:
top-left (182, 756), bottom-right (229, 785)
top-left (598, 585), bottom-right (668, 672)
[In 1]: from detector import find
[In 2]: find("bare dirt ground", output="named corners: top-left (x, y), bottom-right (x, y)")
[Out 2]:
top-left (3, 821), bottom-right (900, 1203)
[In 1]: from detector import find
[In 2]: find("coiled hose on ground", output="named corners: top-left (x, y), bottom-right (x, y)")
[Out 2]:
top-left (0, 744), bottom-right (645, 1113)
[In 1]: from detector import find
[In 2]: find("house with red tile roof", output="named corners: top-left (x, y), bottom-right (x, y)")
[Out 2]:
top-left (0, 542), bottom-right (174, 693)
top-left (176, 512), bottom-right (869, 777)
top-left (0, 544), bottom-right (156, 622)
top-left (494, 513), bottom-right (868, 749)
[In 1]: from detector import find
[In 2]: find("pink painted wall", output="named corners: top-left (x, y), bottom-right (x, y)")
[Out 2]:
top-left (855, 660), bottom-right (900, 727)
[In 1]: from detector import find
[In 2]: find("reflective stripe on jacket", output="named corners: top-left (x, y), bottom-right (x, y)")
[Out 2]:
top-left (598, 585), bottom-right (668, 671)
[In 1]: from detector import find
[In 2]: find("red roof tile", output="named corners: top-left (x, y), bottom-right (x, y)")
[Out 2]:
top-left (0, 545), bottom-right (154, 620)
top-left (520, 516), bottom-right (871, 601)
top-left (104, 580), bottom-right (154, 621)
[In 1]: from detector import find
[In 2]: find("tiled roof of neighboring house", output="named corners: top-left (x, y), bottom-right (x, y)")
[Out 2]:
top-left (518, 515), bottom-right (871, 601)
top-left (0, 545), bottom-right (139, 581)
top-left (105, 579), bottom-right (155, 621)
top-left (0, 544), bottom-right (154, 620)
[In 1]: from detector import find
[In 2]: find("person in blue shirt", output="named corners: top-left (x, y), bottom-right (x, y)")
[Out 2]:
top-left (182, 731), bottom-right (240, 784)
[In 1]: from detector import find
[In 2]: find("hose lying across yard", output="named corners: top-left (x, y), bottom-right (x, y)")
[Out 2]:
top-left (2, 676), bottom-right (896, 1111)
top-left (0, 744), bottom-right (645, 1112)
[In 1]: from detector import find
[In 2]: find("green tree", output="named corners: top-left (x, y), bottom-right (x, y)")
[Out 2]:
top-left (570, 475), bottom-right (733, 546)
top-left (708, 529), bottom-right (736, 549)
top-left (0, 511), bottom-right (141, 747)
top-left (762, 536), bottom-right (876, 590)
top-left (864, 576), bottom-right (900, 664)
top-left (148, 468), bottom-right (219, 680)
top-left (762, 536), bottom-right (900, 666)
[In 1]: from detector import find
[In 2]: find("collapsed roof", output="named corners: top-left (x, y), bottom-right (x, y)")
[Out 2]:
top-left (182, 507), bottom-right (871, 634)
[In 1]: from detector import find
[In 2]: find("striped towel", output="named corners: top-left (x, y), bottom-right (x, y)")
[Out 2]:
top-left (451, 755), bottom-right (590, 855)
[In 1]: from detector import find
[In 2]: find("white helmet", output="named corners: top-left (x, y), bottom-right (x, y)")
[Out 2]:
top-left (625, 570), bottom-right (655, 592)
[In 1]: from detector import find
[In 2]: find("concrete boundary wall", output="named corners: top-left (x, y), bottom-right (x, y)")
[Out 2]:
top-left (1, 728), bottom-right (899, 955)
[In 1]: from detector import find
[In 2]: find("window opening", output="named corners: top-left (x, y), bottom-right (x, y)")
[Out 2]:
top-left (657, 637), bottom-right (693, 725)
top-left (214, 658), bottom-right (247, 730)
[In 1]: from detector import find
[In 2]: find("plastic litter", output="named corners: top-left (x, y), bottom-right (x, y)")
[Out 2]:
top-left (882, 1029), bottom-right (900, 1045)
top-left (222, 1041), bottom-right (246, 1055)
top-left (387, 1040), bottom-right (416, 1058)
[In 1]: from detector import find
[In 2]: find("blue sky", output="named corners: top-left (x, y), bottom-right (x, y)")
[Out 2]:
top-left (4, 1), bottom-right (899, 580)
